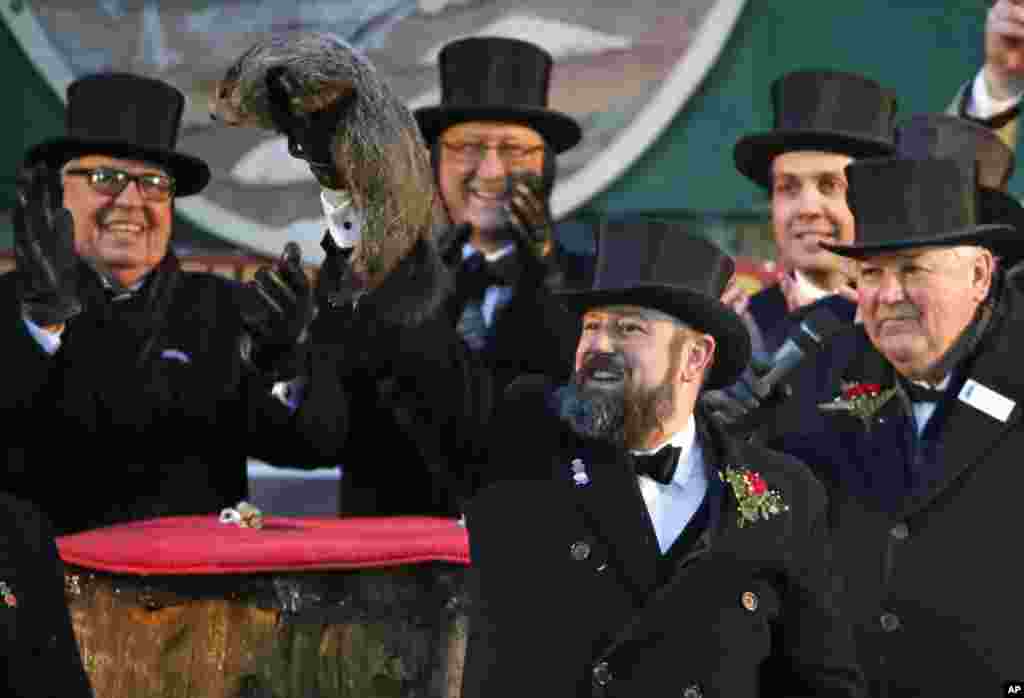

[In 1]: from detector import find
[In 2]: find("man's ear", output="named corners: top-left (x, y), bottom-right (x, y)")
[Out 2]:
top-left (971, 248), bottom-right (995, 302)
top-left (680, 333), bottom-right (716, 384)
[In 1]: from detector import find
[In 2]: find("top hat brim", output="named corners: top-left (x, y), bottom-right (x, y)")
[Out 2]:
top-left (25, 137), bottom-right (211, 197)
top-left (415, 105), bottom-right (582, 154)
top-left (822, 222), bottom-right (1022, 264)
top-left (734, 129), bottom-right (896, 188)
top-left (979, 188), bottom-right (1024, 258)
top-left (557, 284), bottom-right (751, 390)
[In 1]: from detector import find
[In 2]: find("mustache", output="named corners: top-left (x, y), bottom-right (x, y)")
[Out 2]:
top-left (876, 304), bottom-right (921, 322)
top-left (576, 352), bottom-right (628, 380)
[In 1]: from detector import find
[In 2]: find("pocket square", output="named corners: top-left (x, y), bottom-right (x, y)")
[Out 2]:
top-left (160, 348), bottom-right (192, 364)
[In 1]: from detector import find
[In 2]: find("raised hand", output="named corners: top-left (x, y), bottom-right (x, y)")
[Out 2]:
top-left (239, 241), bottom-right (316, 378)
top-left (505, 171), bottom-right (555, 261)
top-left (985, 0), bottom-right (1024, 100)
top-left (12, 162), bottom-right (81, 328)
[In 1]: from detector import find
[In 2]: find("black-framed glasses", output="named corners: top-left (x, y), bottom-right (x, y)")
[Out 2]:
top-left (441, 141), bottom-right (544, 167)
top-left (64, 167), bottom-right (175, 202)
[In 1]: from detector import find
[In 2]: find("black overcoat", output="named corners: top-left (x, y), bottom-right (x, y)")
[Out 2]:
top-left (0, 491), bottom-right (93, 697)
top-left (1, 256), bottom-right (329, 534)
top-left (461, 376), bottom-right (865, 698)
top-left (763, 286), bottom-right (1024, 696)
top-left (305, 238), bottom-right (495, 516)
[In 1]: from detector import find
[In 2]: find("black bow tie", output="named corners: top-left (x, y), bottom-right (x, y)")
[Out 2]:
top-left (901, 380), bottom-right (946, 404)
top-left (632, 446), bottom-right (682, 485)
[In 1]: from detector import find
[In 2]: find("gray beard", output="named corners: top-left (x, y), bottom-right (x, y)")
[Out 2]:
top-left (555, 378), bottom-right (676, 449)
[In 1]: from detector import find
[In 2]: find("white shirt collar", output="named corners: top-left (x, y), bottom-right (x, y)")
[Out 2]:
top-left (911, 374), bottom-right (951, 394)
top-left (631, 415), bottom-right (698, 488)
top-left (462, 241), bottom-right (516, 263)
top-left (793, 269), bottom-right (832, 303)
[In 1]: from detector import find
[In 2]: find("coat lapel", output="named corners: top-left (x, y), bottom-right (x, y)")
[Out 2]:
top-left (568, 438), bottom-right (661, 600)
top-left (899, 311), bottom-right (1024, 518)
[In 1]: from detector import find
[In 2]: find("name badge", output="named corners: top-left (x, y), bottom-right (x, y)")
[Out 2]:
top-left (958, 379), bottom-right (1016, 423)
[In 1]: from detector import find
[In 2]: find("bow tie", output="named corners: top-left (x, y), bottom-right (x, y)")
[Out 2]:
top-left (632, 445), bottom-right (682, 485)
top-left (901, 380), bottom-right (946, 404)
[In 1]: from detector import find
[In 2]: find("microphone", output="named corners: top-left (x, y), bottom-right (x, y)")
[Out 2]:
top-left (705, 302), bottom-right (847, 437)
top-left (746, 303), bottom-right (846, 401)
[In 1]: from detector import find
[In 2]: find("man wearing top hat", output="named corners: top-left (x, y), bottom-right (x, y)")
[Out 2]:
top-left (414, 36), bottom-right (590, 389)
top-left (736, 112), bottom-right (1024, 442)
top-left (758, 154), bottom-right (1024, 695)
top-left (460, 222), bottom-right (864, 698)
top-left (1, 72), bottom-right (329, 534)
top-left (732, 69), bottom-right (899, 358)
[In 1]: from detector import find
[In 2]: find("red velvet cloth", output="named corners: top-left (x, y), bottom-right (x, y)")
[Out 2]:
top-left (57, 516), bottom-right (470, 575)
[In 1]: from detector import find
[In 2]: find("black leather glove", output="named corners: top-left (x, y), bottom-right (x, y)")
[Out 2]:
top-left (505, 171), bottom-right (555, 263)
top-left (239, 241), bottom-right (316, 379)
top-left (264, 65), bottom-right (355, 190)
top-left (701, 355), bottom-right (792, 435)
top-left (13, 163), bottom-right (82, 327)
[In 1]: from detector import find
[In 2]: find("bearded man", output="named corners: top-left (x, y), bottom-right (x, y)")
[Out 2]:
top-left (460, 221), bottom-right (864, 698)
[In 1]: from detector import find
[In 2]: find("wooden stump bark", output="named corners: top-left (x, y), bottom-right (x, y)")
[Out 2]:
top-left (64, 564), bottom-right (471, 698)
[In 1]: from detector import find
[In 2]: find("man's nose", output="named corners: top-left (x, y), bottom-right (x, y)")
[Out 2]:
top-left (474, 147), bottom-right (508, 181)
top-left (876, 271), bottom-right (906, 304)
top-left (795, 186), bottom-right (825, 216)
top-left (113, 179), bottom-right (147, 206)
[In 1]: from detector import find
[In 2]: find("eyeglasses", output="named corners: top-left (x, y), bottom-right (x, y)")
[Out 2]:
top-left (441, 141), bottom-right (544, 167)
top-left (64, 167), bottom-right (175, 202)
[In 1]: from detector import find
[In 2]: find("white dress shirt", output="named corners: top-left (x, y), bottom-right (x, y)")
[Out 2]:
top-left (910, 374), bottom-right (951, 436)
top-left (968, 69), bottom-right (1024, 120)
top-left (631, 415), bottom-right (709, 553)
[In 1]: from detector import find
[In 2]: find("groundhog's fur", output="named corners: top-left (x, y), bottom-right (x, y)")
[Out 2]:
top-left (213, 32), bottom-right (440, 294)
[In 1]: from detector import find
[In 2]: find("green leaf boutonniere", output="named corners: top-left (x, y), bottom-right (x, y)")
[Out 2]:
top-left (719, 467), bottom-right (789, 528)
top-left (818, 381), bottom-right (897, 432)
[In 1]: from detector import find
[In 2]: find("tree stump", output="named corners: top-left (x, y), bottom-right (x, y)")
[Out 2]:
top-left (64, 563), bottom-right (472, 698)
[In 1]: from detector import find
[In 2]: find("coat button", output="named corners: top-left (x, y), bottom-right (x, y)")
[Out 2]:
top-left (890, 523), bottom-right (909, 540)
top-left (880, 612), bottom-right (902, 632)
top-left (570, 541), bottom-right (592, 561)
top-left (592, 660), bottom-right (612, 686)
top-left (682, 684), bottom-right (703, 698)
top-left (741, 591), bottom-right (758, 612)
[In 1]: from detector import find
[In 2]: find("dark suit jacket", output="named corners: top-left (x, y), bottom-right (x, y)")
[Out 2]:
top-left (461, 376), bottom-right (865, 698)
top-left (0, 491), bottom-right (93, 697)
top-left (763, 287), bottom-right (1024, 696)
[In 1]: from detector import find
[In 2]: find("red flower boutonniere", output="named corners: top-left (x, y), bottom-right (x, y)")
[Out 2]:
top-left (719, 467), bottom-right (789, 528)
top-left (818, 381), bottom-right (897, 431)
top-left (0, 581), bottom-right (17, 608)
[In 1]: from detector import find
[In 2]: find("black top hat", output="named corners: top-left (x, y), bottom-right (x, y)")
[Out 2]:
top-left (895, 113), bottom-right (1024, 241)
top-left (559, 219), bottom-right (750, 390)
top-left (734, 69), bottom-right (898, 188)
top-left (824, 156), bottom-right (1020, 262)
top-left (25, 73), bottom-right (210, 197)
top-left (414, 37), bottom-right (582, 153)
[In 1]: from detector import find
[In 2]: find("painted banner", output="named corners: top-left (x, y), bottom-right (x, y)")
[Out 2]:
top-left (3, 0), bottom-right (746, 262)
